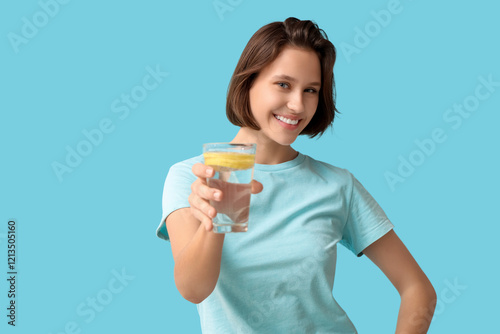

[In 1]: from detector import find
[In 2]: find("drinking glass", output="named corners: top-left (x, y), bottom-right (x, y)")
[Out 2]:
top-left (203, 143), bottom-right (256, 233)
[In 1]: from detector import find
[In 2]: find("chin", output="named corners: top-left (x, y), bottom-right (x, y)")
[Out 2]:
top-left (263, 129), bottom-right (300, 146)
top-left (275, 136), bottom-right (298, 146)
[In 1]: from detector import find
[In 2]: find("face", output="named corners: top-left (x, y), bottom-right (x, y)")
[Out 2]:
top-left (248, 46), bottom-right (321, 147)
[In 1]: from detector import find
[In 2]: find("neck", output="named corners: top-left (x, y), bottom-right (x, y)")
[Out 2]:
top-left (231, 127), bottom-right (298, 165)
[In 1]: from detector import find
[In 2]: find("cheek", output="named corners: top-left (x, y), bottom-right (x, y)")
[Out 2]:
top-left (260, 94), bottom-right (284, 116)
top-left (307, 96), bottom-right (320, 110)
top-left (249, 87), bottom-right (263, 110)
top-left (250, 88), bottom-right (275, 116)
top-left (303, 97), bottom-right (319, 124)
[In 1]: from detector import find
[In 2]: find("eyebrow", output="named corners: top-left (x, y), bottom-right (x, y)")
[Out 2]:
top-left (272, 74), bottom-right (321, 87)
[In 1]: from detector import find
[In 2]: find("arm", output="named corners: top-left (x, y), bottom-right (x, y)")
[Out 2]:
top-left (167, 207), bottom-right (225, 304)
top-left (363, 230), bottom-right (437, 334)
top-left (167, 163), bottom-right (263, 304)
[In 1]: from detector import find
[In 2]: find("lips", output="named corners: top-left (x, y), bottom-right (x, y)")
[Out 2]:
top-left (273, 114), bottom-right (302, 131)
top-left (274, 114), bottom-right (300, 125)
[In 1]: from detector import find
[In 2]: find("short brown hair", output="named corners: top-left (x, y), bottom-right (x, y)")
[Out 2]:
top-left (226, 17), bottom-right (338, 138)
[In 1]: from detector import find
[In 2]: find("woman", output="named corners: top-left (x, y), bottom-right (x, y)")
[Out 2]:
top-left (157, 17), bottom-right (436, 333)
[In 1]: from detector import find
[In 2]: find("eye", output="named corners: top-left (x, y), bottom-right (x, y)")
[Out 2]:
top-left (277, 82), bottom-right (289, 89)
top-left (305, 88), bottom-right (318, 94)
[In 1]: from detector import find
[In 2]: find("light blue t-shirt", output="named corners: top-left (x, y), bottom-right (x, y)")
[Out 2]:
top-left (157, 153), bottom-right (394, 333)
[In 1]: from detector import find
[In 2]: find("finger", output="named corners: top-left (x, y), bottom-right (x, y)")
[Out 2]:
top-left (251, 180), bottom-right (264, 194)
top-left (190, 207), bottom-right (213, 231)
top-left (192, 163), bottom-right (214, 179)
top-left (192, 180), bottom-right (223, 202)
top-left (189, 192), bottom-right (217, 219)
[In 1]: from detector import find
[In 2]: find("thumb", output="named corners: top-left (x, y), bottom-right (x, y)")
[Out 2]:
top-left (251, 180), bottom-right (263, 194)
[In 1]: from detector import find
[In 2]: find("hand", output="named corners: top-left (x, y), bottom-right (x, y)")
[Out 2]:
top-left (189, 163), bottom-right (263, 231)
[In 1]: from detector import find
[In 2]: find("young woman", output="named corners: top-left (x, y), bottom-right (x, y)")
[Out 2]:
top-left (157, 17), bottom-right (436, 333)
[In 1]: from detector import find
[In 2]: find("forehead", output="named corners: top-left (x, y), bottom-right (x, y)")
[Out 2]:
top-left (259, 46), bottom-right (321, 83)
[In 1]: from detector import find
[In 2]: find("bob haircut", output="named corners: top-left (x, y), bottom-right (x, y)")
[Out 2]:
top-left (226, 17), bottom-right (338, 138)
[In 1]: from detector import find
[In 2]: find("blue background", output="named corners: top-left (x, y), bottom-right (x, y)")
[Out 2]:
top-left (1, 0), bottom-right (499, 333)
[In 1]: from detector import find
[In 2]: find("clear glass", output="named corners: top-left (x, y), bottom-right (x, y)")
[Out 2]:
top-left (203, 143), bottom-right (257, 233)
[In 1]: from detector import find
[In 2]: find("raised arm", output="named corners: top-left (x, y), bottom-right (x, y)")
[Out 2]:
top-left (166, 163), bottom-right (263, 304)
top-left (363, 230), bottom-right (437, 334)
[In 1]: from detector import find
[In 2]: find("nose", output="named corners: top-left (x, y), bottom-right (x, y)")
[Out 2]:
top-left (286, 91), bottom-right (305, 113)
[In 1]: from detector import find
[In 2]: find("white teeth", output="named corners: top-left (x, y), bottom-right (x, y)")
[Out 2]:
top-left (275, 115), bottom-right (299, 125)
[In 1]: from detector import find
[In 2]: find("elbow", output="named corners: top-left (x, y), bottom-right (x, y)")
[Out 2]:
top-left (419, 282), bottom-right (438, 317)
top-left (173, 269), bottom-right (217, 304)
top-left (177, 284), bottom-right (214, 304)
top-left (182, 293), bottom-right (206, 305)
top-left (419, 278), bottom-right (437, 303)
top-left (401, 279), bottom-right (438, 307)
top-left (425, 282), bottom-right (438, 308)
top-left (190, 295), bottom-right (210, 304)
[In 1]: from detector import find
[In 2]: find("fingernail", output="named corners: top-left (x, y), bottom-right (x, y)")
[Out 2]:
top-left (209, 209), bottom-right (216, 218)
top-left (206, 167), bottom-right (213, 177)
top-left (214, 191), bottom-right (221, 200)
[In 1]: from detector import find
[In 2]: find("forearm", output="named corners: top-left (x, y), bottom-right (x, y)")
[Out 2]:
top-left (174, 226), bottom-right (225, 304)
top-left (395, 283), bottom-right (437, 334)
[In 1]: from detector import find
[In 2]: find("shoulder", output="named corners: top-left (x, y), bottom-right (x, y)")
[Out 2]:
top-left (168, 154), bottom-right (204, 173)
top-left (163, 154), bottom-right (204, 186)
top-left (301, 154), bottom-right (355, 184)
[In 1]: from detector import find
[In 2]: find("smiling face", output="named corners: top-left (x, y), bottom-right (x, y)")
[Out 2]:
top-left (247, 46), bottom-right (322, 147)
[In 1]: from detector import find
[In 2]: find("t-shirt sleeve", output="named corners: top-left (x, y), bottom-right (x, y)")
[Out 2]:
top-left (340, 172), bottom-right (394, 257)
top-left (156, 159), bottom-right (199, 241)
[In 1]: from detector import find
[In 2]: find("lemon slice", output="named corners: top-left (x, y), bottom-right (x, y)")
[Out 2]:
top-left (203, 152), bottom-right (255, 171)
